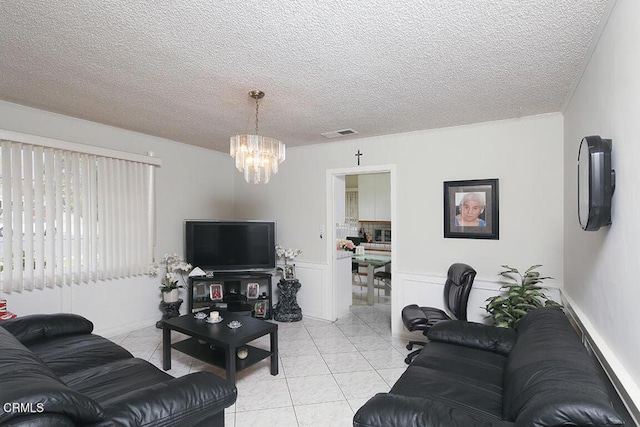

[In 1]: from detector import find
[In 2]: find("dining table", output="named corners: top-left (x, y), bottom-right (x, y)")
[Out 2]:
top-left (351, 253), bottom-right (392, 305)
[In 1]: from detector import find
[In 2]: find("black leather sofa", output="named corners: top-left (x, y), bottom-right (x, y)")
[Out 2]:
top-left (354, 307), bottom-right (625, 426)
top-left (0, 313), bottom-right (236, 426)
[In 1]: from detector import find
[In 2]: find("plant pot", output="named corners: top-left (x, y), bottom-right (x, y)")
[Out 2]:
top-left (162, 288), bottom-right (179, 303)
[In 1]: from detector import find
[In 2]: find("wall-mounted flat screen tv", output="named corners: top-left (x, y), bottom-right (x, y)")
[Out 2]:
top-left (185, 220), bottom-right (276, 271)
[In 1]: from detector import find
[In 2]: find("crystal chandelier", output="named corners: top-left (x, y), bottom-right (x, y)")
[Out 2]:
top-left (230, 90), bottom-right (286, 184)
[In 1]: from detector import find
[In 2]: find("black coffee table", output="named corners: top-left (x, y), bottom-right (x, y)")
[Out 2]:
top-left (162, 311), bottom-right (278, 384)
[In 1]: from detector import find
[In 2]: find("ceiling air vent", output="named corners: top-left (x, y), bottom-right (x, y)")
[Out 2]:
top-left (321, 129), bottom-right (359, 139)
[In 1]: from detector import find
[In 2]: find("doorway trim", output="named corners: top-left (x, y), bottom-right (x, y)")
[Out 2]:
top-left (325, 164), bottom-right (397, 321)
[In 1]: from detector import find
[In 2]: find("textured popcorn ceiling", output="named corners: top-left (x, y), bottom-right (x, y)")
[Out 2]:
top-left (0, 1), bottom-right (609, 152)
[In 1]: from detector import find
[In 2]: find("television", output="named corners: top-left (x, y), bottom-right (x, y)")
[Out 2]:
top-left (185, 220), bottom-right (276, 272)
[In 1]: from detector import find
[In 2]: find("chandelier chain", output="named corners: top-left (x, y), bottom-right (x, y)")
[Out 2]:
top-left (255, 98), bottom-right (260, 135)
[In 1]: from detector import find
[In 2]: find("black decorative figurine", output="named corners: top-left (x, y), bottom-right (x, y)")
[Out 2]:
top-left (273, 279), bottom-right (302, 322)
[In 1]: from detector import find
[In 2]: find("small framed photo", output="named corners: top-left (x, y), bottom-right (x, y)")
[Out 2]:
top-left (209, 283), bottom-right (223, 301)
top-left (247, 282), bottom-right (259, 299)
top-left (444, 179), bottom-right (499, 240)
top-left (283, 264), bottom-right (296, 280)
top-left (254, 300), bottom-right (267, 318)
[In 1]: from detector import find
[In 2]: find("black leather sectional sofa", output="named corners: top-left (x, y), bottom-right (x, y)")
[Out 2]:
top-left (354, 307), bottom-right (626, 426)
top-left (0, 313), bottom-right (236, 426)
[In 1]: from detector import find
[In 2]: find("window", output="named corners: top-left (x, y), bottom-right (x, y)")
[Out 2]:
top-left (0, 131), bottom-right (161, 293)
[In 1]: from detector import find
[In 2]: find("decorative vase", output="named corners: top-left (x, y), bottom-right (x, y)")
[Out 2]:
top-left (163, 288), bottom-right (179, 303)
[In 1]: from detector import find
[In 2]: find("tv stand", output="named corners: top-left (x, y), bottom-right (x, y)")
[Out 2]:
top-left (188, 272), bottom-right (273, 319)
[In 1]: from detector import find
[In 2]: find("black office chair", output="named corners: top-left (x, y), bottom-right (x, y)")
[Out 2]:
top-left (401, 263), bottom-right (476, 364)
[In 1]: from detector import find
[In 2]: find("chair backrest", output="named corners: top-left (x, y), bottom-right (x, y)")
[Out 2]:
top-left (443, 263), bottom-right (476, 320)
top-left (346, 236), bottom-right (361, 246)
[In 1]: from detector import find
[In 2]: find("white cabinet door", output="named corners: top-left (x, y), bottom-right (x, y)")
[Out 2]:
top-left (358, 174), bottom-right (376, 220)
top-left (358, 173), bottom-right (390, 221)
top-left (375, 173), bottom-right (391, 221)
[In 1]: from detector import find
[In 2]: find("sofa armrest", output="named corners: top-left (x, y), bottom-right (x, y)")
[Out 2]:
top-left (95, 372), bottom-right (237, 426)
top-left (353, 394), bottom-right (512, 427)
top-left (3, 413), bottom-right (76, 427)
top-left (427, 320), bottom-right (516, 356)
top-left (0, 314), bottom-right (93, 345)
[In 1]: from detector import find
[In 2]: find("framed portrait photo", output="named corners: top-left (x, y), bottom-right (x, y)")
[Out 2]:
top-left (209, 283), bottom-right (223, 301)
top-left (444, 179), bottom-right (499, 240)
top-left (247, 282), bottom-right (259, 299)
top-left (254, 300), bottom-right (267, 318)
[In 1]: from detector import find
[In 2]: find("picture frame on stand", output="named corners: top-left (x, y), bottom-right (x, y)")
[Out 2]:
top-left (283, 264), bottom-right (296, 280)
top-left (247, 283), bottom-right (259, 299)
top-left (254, 300), bottom-right (267, 318)
top-left (209, 283), bottom-right (223, 301)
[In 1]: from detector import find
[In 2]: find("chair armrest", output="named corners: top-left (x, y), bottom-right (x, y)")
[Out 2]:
top-left (95, 372), bottom-right (237, 426)
top-left (427, 320), bottom-right (517, 356)
top-left (0, 314), bottom-right (93, 345)
top-left (353, 394), bottom-right (512, 427)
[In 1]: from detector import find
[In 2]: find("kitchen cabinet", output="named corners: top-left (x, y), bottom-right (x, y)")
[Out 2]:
top-left (358, 173), bottom-right (390, 221)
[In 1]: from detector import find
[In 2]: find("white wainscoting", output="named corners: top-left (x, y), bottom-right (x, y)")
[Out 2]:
top-left (280, 261), bottom-right (329, 321)
top-left (391, 270), bottom-right (562, 341)
top-left (562, 295), bottom-right (640, 424)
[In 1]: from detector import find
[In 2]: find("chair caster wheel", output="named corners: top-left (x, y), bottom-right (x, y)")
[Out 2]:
top-left (406, 343), bottom-right (413, 350)
top-left (404, 357), bottom-right (412, 365)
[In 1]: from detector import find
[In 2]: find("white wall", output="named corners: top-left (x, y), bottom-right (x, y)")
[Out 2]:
top-left (563, 0), bottom-right (640, 392)
top-left (238, 114), bottom-right (564, 276)
top-left (234, 114), bottom-right (565, 326)
top-left (0, 101), bottom-right (236, 335)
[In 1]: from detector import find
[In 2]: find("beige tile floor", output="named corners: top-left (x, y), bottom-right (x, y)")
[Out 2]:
top-left (110, 284), bottom-right (407, 427)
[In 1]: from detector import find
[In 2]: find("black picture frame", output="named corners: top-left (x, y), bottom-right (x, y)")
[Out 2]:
top-left (444, 179), bottom-right (499, 239)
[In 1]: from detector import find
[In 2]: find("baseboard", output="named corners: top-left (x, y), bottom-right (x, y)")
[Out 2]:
top-left (562, 294), bottom-right (640, 425)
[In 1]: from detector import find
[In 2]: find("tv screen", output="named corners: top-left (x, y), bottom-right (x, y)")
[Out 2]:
top-left (185, 221), bottom-right (276, 271)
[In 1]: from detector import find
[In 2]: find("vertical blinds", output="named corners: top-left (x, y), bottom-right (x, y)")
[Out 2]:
top-left (0, 136), bottom-right (158, 293)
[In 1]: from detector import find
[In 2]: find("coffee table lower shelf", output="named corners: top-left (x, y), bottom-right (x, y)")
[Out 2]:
top-left (172, 337), bottom-right (271, 372)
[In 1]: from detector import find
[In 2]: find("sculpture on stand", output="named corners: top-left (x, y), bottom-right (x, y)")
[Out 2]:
top-left (273, 245), bottom-right (303, 322)
top-left (273, 279), bottom-right (302, 322)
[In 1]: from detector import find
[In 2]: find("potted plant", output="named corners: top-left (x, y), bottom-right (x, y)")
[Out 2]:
top-left (150, 253), bottom-right (192, 303)
top-left (485, 264), bottom-right (561, 328)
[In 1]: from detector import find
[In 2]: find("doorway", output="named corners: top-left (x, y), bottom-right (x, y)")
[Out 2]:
top-left (345, 173), bottom-right (392, 306)
top-left (326, 165), bottom-right (396, 322)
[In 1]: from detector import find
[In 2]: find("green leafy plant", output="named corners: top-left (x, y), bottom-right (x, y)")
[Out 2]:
top-left (485, 265), bottom-right (561, 328)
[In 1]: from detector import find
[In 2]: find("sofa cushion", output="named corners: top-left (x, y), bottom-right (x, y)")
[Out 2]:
top-left (427, 320), bottom-right (517, 356)
top-left (503, 307), bottom-right (624, 426)
top-left (391, 341), bottom-right (506, 420)
top-left (63, 358), bottom-right (237, 426)
top-left (27, 333), bottom-right (133, 376)
top-left (62, 358), bottom-right (174, 403)
top-left (0, 327), bottom-right (104, 425)
top-left (1, 313), bottom-right (94, 344)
